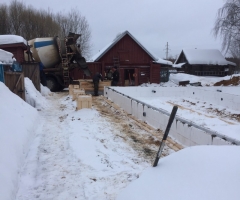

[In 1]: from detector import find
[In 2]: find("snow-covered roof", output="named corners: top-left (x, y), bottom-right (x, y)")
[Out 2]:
top-left (173, 62), bottom-right (185, 68)
top-left (90, 30), bottom-right (157, 62)
top-left (0, 35), bottom-right (27, 46)
top-left (153, 58), bottom-right (173, 65)
top-left (176, 49), bottom-right (236, 66)
top-left (0, 49), bottom-right (14, 64)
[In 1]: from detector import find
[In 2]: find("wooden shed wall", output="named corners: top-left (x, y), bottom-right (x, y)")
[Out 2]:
top-left (4, 72), bottom-right (25, 100)
top-left (22, 63), bottom-right (41, 92)
top-left (138, 67), bottom-right (150, 85)
top-left (99, 34), bottom-right (154, 65)
top-left (150, 63), bottom-right (161, 83)
top-left (0, 43), bottom-right (26, 63)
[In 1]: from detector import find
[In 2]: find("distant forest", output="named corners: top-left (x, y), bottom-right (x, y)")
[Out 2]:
top-left (0, 0), bottom-right (92, 58)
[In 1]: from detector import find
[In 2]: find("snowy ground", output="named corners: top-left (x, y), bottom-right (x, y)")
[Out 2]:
top-left (16, 93), bottom-right (151, 199)
top-left (1, 73), bottom-right (240, 199)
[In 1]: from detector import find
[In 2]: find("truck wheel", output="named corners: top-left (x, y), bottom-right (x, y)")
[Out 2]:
top-left (46, 77), bottom-right (59, 92)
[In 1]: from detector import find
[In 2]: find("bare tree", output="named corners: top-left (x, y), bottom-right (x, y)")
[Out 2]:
top-left (213, 0), bottom-right (240, 57)
top-left (8, 0), bottom-right (26, 35)
top-left (0, 4), bottom-right (9, 34)
top-left (55, 9), bottom-right (92, 58)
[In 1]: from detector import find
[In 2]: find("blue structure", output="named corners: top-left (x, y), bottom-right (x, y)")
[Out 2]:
top-left (0, 64), bottom-right (4, 83)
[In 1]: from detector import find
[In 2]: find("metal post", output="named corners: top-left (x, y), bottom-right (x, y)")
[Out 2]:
top-left (153, 106), bottom-right (178, 167)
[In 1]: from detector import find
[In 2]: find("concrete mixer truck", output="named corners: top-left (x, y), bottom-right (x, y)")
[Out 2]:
top-left (26, 32), bottom-right (91, 91)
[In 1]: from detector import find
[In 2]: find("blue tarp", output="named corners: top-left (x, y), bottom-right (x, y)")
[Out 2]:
top-left (0, 64), bottom-right (4, 83)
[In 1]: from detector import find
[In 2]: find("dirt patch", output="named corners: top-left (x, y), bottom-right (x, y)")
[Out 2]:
top-left (214, 76), bottom-right (240, 86)
top-left (92, 96), bottom-right (183, 162)
top-left (168, 101), bottom-right (238, 124)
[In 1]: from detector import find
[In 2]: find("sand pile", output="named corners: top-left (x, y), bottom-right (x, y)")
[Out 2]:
top-left (214, 76), bottom-right (240, 86)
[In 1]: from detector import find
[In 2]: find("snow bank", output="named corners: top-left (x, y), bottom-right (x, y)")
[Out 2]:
top-left (0, 82), bottom-right (39, 200)
top-left (0, 35), bottom-right (27, 46)
top-left (40, 84), bottom-right (52, 97)
top-left (0, 49), bottom-right (15, 64)
top-left (25, 78), bottom-right (48, 109)
top-left (117, 146), bottom-right (240, 200)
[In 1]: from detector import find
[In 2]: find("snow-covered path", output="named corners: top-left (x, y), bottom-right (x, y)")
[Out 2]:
top-left (16, 92), bottom-right (159, 199)
top-left (16, 93), bottom-right (86, 199)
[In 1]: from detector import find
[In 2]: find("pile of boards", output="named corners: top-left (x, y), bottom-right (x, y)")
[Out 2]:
top-left (69, 84), bottom-right (92, 110)
top-left (77, 79), bottom-right (111, 91)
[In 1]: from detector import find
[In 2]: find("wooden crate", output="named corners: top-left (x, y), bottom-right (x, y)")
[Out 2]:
top-left (69, 84), bottom-right (74, 96)
top-left (4, 72), bottom-right (25, 101)
top-left (72, 88), bottom-right (85, 100)
top-left (76, 95), bottom-right (92, 110)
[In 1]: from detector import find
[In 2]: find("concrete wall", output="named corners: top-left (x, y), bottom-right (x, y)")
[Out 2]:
top-left (104, 86), bottom-right (239, 146)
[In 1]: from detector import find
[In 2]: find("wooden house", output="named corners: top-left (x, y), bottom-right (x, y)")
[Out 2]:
top-left (174, 49), bottom-right (236, 76)
top-left (71, 31), bottom-right (171, 86)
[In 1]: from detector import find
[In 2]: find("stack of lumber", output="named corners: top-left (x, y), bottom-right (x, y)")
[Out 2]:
top-left (77, 79), bottom-right (111, 91)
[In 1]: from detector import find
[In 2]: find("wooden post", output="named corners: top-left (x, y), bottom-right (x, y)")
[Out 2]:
top-left (150, 61), bottom-right (153, 84)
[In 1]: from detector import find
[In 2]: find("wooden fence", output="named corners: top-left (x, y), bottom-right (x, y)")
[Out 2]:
top-left (22, 63), bottom-right (40, 92)
top-left (4, 72), bottom-right (25, 101)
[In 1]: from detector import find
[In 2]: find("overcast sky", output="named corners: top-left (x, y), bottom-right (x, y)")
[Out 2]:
top-left (2, 0), bottom-right (226, 59)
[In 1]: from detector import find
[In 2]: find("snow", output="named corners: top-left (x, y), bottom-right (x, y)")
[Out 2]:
top-left (117, 146), bottom-right (240, 200)
top-left (153, 58), bottom-right (173, 65)
top-left (176, 49), bottom-right (236, 66)
top-left (0, 35), bottom-right (27, 46)
top-left (173, 62), bottom-right (185, 68)
top-left (169, 73), bottom-right (240, 87)
top-left (0, 73), bottom-right (240, 199)
top-left (0, 49), bottom-right (15, 64)
top-left (24, 78), bottom-right (48, 109)
top-left (15, 94), bottom-right (149, 199)
top-left (0, 82), bottom-right (39, 200)
top-left (40, 83), bottom-right (52, 97)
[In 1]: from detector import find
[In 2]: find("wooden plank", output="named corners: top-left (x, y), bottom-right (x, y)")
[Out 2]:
top-left (4, 72), bottom-right (25, 101)
top-left (13, 73), bottom-right (22, 92)
top-left (77, 79), bottom-right (111, 91)
top-left (22, 63), bottom-right (40, 92)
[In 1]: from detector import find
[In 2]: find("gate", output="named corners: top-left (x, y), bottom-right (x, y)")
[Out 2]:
top-left (22, 63), bottom-right (40, 92)
top-left (160, 68), bottom-right (169, 82)
top-left (4, 72), bottom-right (25, 100)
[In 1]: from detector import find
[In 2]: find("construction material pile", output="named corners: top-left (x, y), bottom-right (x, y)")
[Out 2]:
top-left (214, 76), bottom-right (240, 86)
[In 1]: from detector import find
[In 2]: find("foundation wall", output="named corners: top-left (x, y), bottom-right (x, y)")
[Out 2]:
top-left (104, 86), bottom-right (239, 146)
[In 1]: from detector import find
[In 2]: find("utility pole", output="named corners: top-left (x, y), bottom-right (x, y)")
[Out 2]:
top-left (164, 42), bottom-right (170, 59)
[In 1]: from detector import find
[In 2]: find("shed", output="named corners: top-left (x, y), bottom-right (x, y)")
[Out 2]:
top-left (174, 49), bottom-right (236, 76)
top-left (0, 48), bottom-right (25, 100)
top-left (71, 30), bottom-right (165, 86)
top-left (0, 35), bottom-right (27, 64)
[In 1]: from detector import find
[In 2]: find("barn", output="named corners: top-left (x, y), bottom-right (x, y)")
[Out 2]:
top-left (174, 49), bottom-right (236, 76)
top-left (70, 31), bottom-right (171, 86)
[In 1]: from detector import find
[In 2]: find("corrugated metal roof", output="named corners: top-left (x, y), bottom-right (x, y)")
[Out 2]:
top-left (90, 30), bottom-right (157, 61)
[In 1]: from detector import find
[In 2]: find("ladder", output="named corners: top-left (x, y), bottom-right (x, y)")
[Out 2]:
top-left (61, 36), bottom-right (75, 86)
top-left (113, 57), bottom-right (120, 68)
